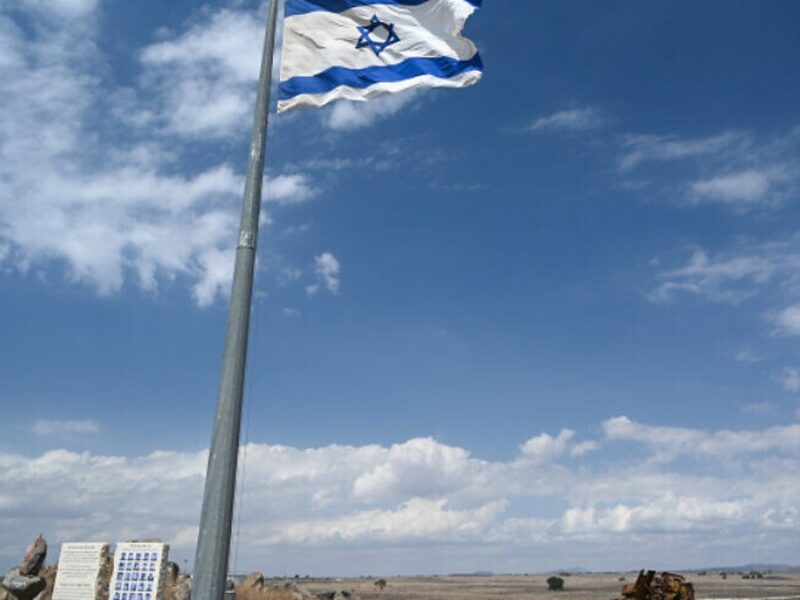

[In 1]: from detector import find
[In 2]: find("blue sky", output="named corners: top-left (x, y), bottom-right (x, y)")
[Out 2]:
top-left (1, 0), bottom-right (799, 576)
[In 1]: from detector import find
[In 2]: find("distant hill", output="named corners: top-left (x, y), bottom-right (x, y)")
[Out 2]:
top-left (552, 568), bottom-right (591, 574)
top-left (696, 564), bottom-right (799, 573)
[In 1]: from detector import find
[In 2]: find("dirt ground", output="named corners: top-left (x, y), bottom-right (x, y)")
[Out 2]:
top-left (294, 571), bottom-right (800, 600)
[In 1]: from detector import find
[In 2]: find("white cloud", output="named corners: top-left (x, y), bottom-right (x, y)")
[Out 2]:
top-left (691, 170), bottom-right (770, 204)
top-left (570, 440), bottom-right (600, 457)
top-left (690, 167), bottom-right (795, 208)
top-left (562, 496), bottom-right (747, 535)
top-left (265, 174), bottom-right (317, 205)
top-left (282, 307), bottom-right (302, 319)
top-left (771, 304), bottom-right (800, 336)
top-left (351, 437), bottom-right (485, 504)
top-left (32, 419), bottom-right (99, 436)
top-left (649, 234), bottom-right (800, 306)
top-left (650, 238), bottom-right (800, 339)
top-left (529, 107), bottom-right (604, 133)
top-left (311, 252), bottom-right (341, 295)
top-left (322, 90), bottom-right (419, 131)
top-left (0, 3), bottom-right (315, 306)
top-left (137, 9), bottom-right (264, 139)
top-left (519, 429), bottom-right (574, 462)
top-left (618, 128), bottom-right (800, 212)
top-left (619, 130), bottom-right (750, 171)
top-left (777, 367), bottom-right (800, 393)
top-left (734, 348), bottom-right (764, 363)
top-left (268, 498), bottom-right (507, 545)
top-left (0, 417), bottom-right (799, 572)
top-left (20, 0), bottom-right (97, 19)
top-left (602, 415), bottom-right (800, 460)
top-left (650, 248), bottom-right (778, 303)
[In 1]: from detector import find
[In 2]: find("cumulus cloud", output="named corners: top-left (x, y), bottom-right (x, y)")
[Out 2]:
top-left (529, 107), bottom-right (605, 133)
top-left (0, 2), bottom-right (314, 306)
top-left (269, 498), bottom-right (507, 545)
top-left (519, 429), bottom-right (574, 462)
top-left (1, 418), bottom-right (798, 572)
top-left (562, 496), bottom-right (747, 535)
top-left (307, 252), bottom-right (341, 296)
top-left (137, 9), bottom-right (264, 139)
top-left (265, 174), bottom-right (317, 205)
top-left (771, 304), bottom-right (800, 336)
top-left (351, 438), bottom-right (485, 504)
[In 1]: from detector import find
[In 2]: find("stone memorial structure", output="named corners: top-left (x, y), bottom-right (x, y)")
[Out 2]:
top-left (2, 535), bottom-right (48, 600)
top-left (52, 543), bottom-right (110, 600)
top-left (108, 543), bottom-right (169, 600)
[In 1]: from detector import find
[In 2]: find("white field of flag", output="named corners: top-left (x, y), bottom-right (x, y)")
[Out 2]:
top-left (278, 0), bottom-right (483, 112)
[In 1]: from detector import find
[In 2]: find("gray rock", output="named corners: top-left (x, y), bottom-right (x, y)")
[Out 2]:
top-left (20, 537), bottom-right (47, 578)
top-left (2, 569), bottom-right (46, 600)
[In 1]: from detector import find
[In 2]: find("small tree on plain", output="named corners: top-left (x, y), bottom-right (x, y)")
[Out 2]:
top-left (374, 579), bottom-right (387, 591)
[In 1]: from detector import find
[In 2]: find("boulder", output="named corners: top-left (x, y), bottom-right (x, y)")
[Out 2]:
top-left (20, 537), bottom-right (47, 578)
top-left (2, 569), bottom-right (47, 600)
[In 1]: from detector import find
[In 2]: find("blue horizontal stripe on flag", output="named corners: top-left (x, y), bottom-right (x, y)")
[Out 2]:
top-left (285, 0), bottom-right (481, 18)
top-left (278, 53), bottom-right (482, 100)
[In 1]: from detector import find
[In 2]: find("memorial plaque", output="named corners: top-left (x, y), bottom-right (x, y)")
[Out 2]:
top-left (53, 543), bottom-right (110, 600)
top-left (108, 543), bottom-right (169, 600)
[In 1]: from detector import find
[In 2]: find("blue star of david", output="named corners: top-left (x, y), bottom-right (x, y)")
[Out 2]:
top-left (356, 15), bottom-right (400, 56)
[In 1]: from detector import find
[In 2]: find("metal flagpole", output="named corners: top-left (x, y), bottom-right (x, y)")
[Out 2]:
top-left (192, 1), bottom-right (280, 599)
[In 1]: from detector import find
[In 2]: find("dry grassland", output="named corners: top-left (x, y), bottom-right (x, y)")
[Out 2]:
top-left (235, 586), bottom-right (300, 600)
top-left (281, 572), bottom-right (800, 600)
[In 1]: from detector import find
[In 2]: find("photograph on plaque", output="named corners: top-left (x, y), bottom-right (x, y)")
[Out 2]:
top-left (108, 543), bottom-right (169, 600)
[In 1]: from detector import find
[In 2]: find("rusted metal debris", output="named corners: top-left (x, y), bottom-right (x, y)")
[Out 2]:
top-left (618, 570), bottom-right (695, 600)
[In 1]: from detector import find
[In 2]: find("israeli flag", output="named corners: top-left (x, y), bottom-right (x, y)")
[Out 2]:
top-left (277, 0), bottom-right (483, 112)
